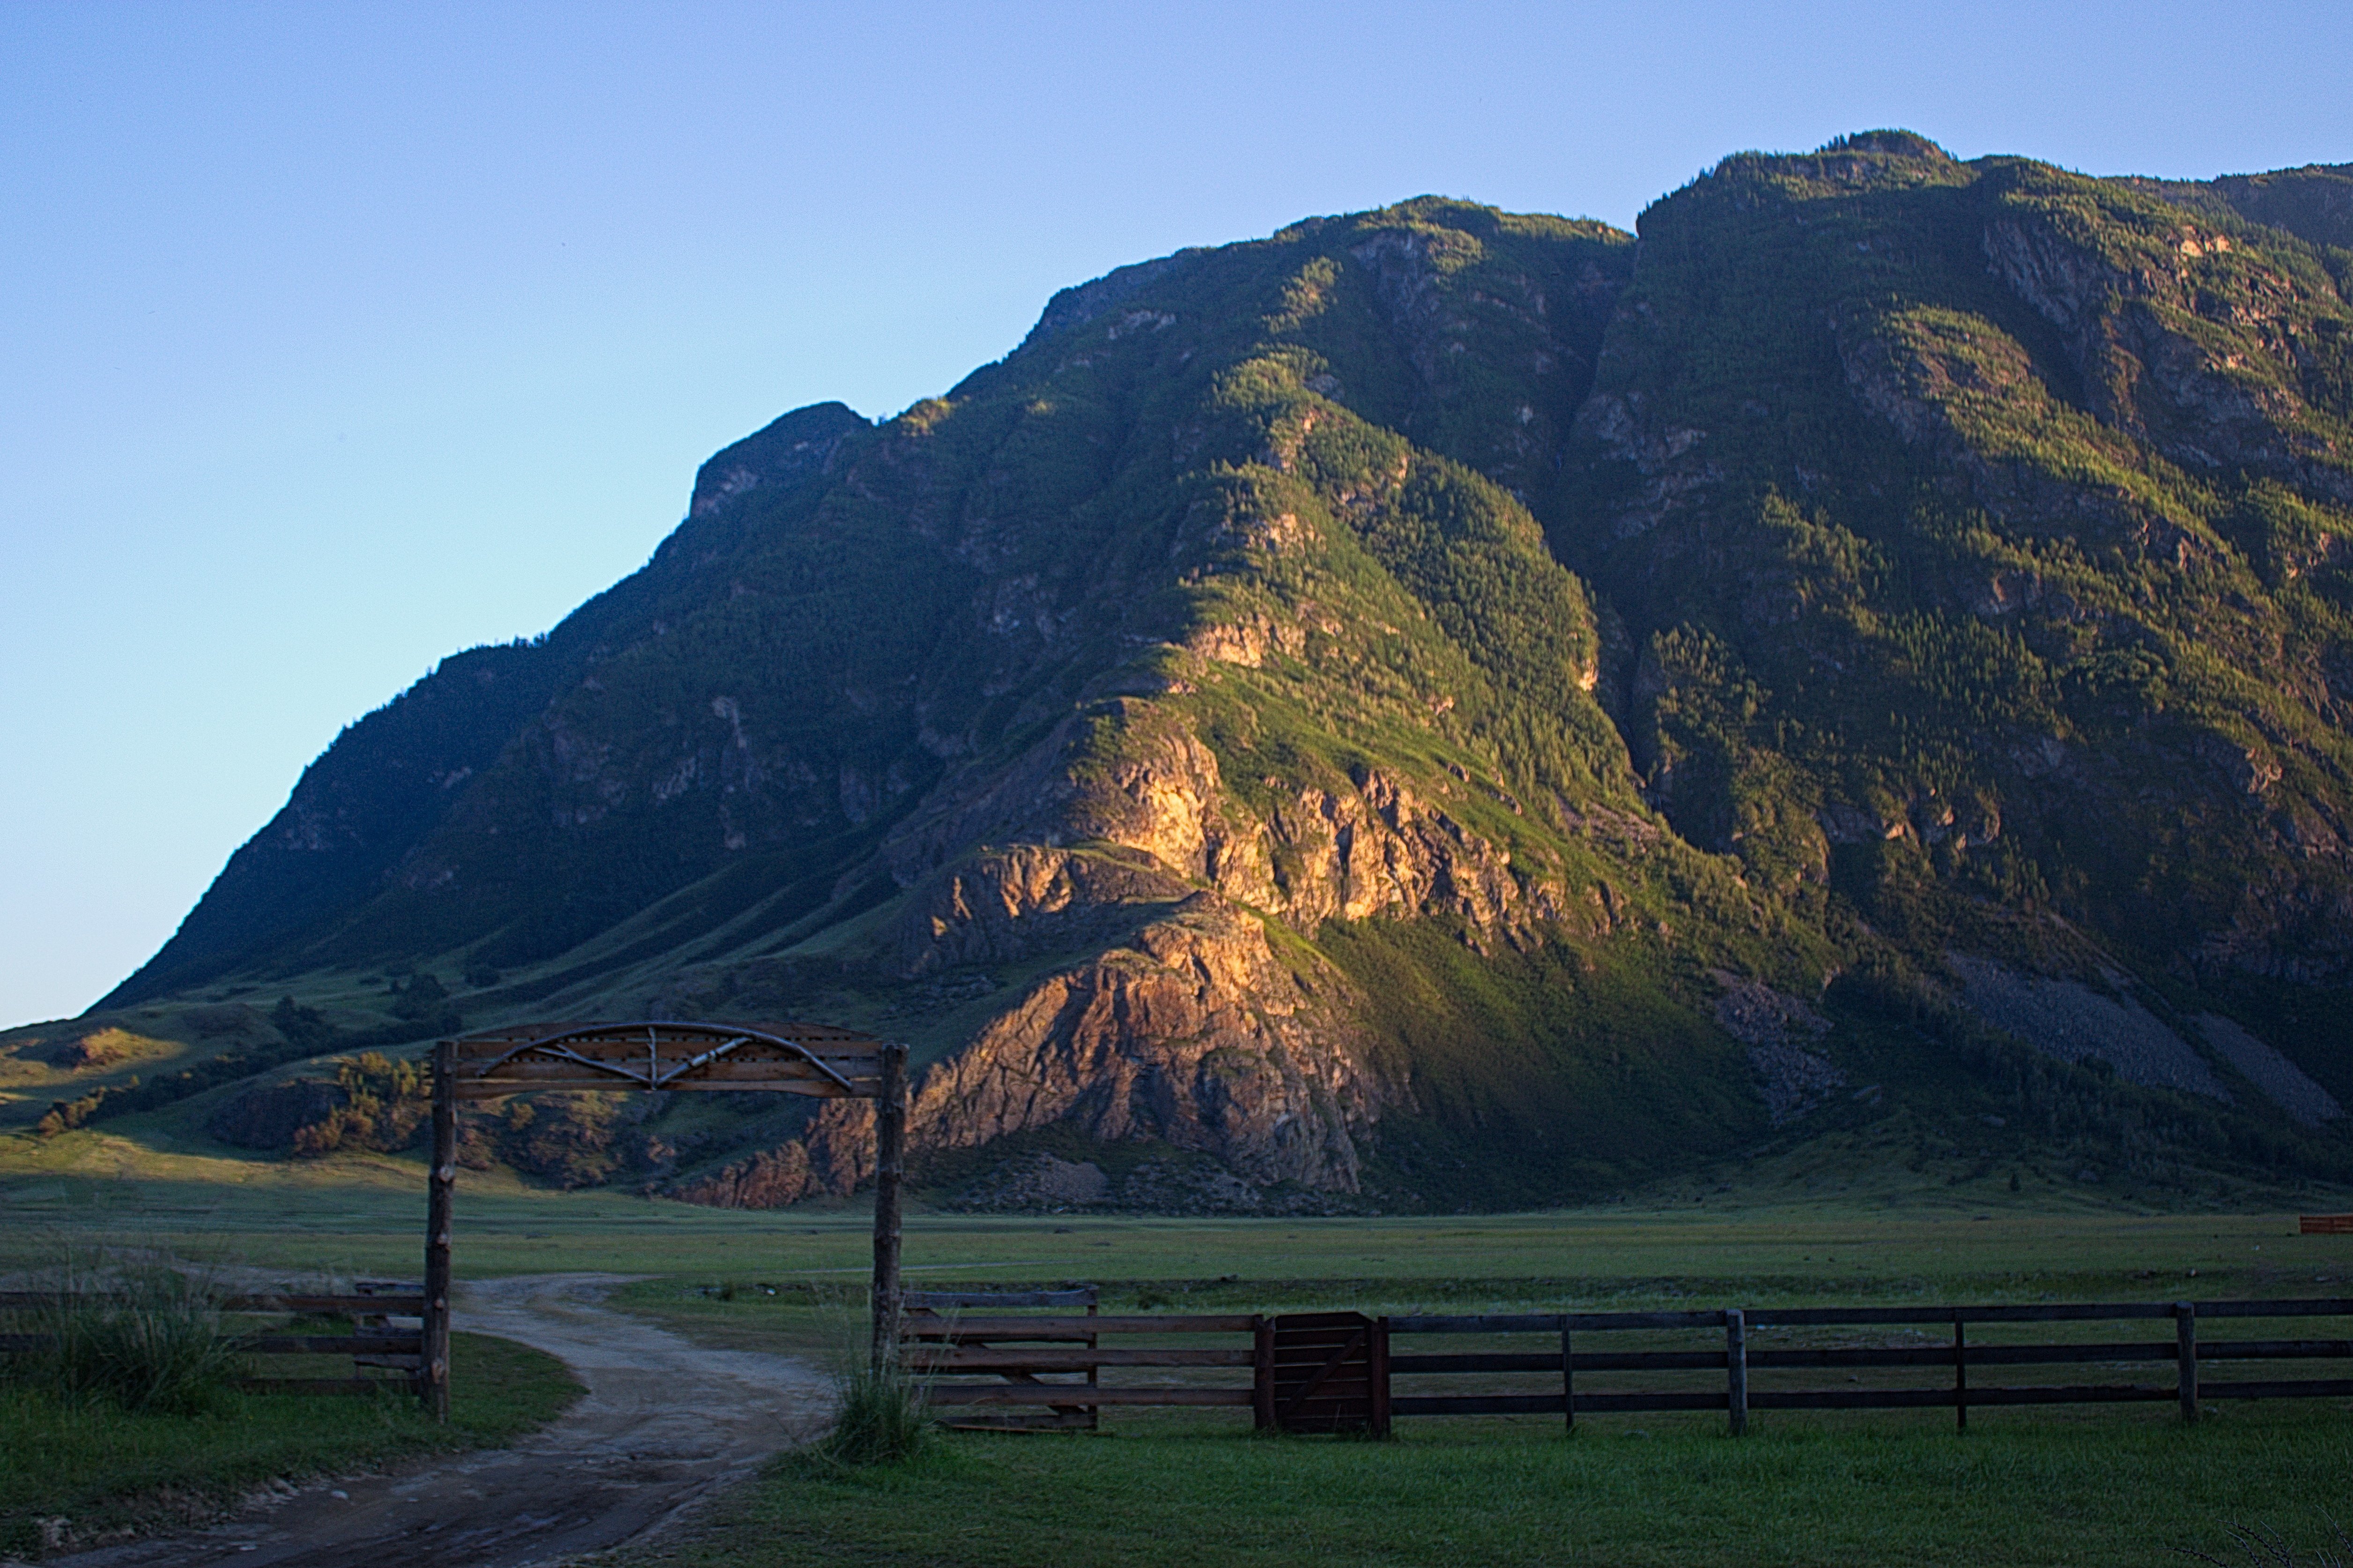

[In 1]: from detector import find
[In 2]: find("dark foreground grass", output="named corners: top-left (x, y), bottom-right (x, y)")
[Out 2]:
top-left (640, 1405), bottom-right (2353, 1568)
top-left (0, 1331), bottom-right (580, 1557)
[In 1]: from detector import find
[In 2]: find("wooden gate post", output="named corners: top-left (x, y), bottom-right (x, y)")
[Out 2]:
top-left (1561, 1321), bottom-right (1575, 1435)
top-left (422, 1037), bottom-right (456, 1422)
top-left (2176, 1301), bottom-right (2198, 1422)
top-left (869, 1043), bottom-right (908, 1373)
top-left (1253, 1317), bottom-right (1275, 1430)
top-left (1953, 1310), bottom-right (1968, 1433)
top-left (1724, 1308), bottom-right (1748, 1436)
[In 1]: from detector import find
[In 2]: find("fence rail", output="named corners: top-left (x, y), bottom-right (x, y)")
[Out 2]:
top-left (0, 1287), bottom-right (424, 1398)
top-left (898, 1295), bottom-right (2353, 1436)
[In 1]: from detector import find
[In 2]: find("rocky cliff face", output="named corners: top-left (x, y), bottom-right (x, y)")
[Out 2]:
top-left (89, 142), bottom-right (2353, 1208)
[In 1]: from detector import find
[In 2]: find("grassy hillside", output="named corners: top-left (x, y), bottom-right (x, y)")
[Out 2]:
top-left (21, 135), bottom-right (2353, 1214)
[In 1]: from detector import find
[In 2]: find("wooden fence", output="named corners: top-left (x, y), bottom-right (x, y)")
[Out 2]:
top-left (900, 1296), bottom-right (2353, 1436)
top-left (2301, 1215), bottom-right (2353, 1235)
top-left (0, 1282), bottom-right (424, 1397)
top-left (901, 1287), bottom-right (1258, 1431)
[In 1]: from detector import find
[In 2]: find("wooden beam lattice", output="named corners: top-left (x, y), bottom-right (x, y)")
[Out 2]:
top-left (420, 1019), bottom-right (906, 1423)
top-left (447, 1020), bottom-right (886, 1099)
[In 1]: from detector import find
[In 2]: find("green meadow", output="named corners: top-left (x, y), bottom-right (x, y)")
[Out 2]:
top-left (627, 1406), bottom-right (2353, 1568)
top-left (7, 1129), bottom-right (2352, 1566)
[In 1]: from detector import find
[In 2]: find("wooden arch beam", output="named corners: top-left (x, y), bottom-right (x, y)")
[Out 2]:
top-left (421, 1019), bottom-right (908, 1420)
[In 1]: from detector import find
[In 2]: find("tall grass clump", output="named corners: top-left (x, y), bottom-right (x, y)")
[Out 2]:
top-left (803, 1293), bottom-right (929, 1467)
top-left (2, 1254), bottom-right (244, 1416)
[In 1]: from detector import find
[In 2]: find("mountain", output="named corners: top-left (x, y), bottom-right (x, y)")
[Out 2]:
top-left (23, 132), bottom-right (2353, 1211)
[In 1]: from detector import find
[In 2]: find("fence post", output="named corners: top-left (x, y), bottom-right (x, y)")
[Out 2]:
top-left (2176, 1302), bottom-right (2198, 1423)
top-left (1724, 1308), bottom-right (1748, 1437)
top-left (422, 1038), bottom-right (456, 1423)
top-left (1370, 1317), bottom-right (1391, 1437)
top-left (1953, 1310), bottom-right (1968, 1433)
top-left (869, 1043), bottom-right (908, 1374)
top-left (1561, 1319), bottom-right (1575, 1435)
top-left (1252, 1317), bottom-right (1275, 1431)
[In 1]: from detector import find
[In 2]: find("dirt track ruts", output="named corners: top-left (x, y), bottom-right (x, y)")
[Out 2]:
top-left (37, 1273), bottom-right (831, 1568)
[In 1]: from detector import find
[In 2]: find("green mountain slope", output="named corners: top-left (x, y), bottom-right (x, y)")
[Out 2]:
top-left (23, 134), bottom-right (2353, 1213)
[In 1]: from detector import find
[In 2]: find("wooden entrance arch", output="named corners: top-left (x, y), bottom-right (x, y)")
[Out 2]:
top-left (421, 1020), bottom-right (908, 1419)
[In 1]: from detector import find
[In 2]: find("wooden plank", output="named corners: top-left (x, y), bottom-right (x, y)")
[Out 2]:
top-left (1393, 1311), bottom-right (1731, 1333)
top-left (910, 1347), bottom-right (1253, 1371)
top-left (2195, 1339), bottom-right (2353, 1359)
top-left (1276, 1311), bottom-right (1376, 1329)
top-left (1393, 1394), bottom-right (1566, 1416)
top-left (1393, 1350), bottom-right (1719, 1374)
top-left (235, 1377), bottom-right (405, 1395)
top-left (244, 1335), bottom-right (423, 1354)
top-left (454, 1019), bottom-right (884, 1048)
top-left (2299, 1215), bottom-right (2353, 1235)
top-left (1392, 1352), bottom-right (1576, 1375)
top-left (0, 1294), bottom-right (422, 1313)
top-left (454, 1077), bottom-right (861, 1098)
top-left (226, 1294), bottom-right (425, 1313)
top-left (1391, 1313), bottom-right (1564, 1334)
top-left (1390, 1341), bottom-right (2339, 1376)
top-left (924, 1386), bottom-right (1254, 1407)
top-left (910, 1314), bottom-right (1256, 1336)
top-left (1750, 1344), bottom-right (2175, 1369)
top-left (1947, 1384), bottom-right (2176, 1405)
top-left (451, 1050), bottom-right (869, 1071)
top-left (1749, 1389), bottom-right (1959, 1411)
top-left (2198, 1378), bottom-right (2353, 1399)
top-left (1750, 1304), bottom-right (2178, 1326)
top-left (1559, 1392), bottom-right (1728, 1413)
top-left (903, 1290), bottom-right (1097, 1310)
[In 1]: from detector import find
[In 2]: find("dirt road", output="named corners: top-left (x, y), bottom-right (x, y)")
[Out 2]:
top-left (41, 1273), bottom-right (832, 1568)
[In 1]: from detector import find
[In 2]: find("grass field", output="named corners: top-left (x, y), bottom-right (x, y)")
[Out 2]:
top-left (0, 1330), bottom-right (580, 1558)
top-left (4, 1129), bottom-right (2349, 1302)
top-left (606, 1265), bottom-right (2353, 1566)
top-left (620, 1405), bottom-right (2353, 1568)
top-left (8, 1135), bottom-right (2353, 1566)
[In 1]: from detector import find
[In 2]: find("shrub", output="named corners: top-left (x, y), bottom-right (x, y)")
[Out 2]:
top-left (804, 1297), bottom-right (930, 1467)
top-left (813, 1354), bottom-right (931, 1466)
top-left (3, 1260), bottom-right (244, 1416)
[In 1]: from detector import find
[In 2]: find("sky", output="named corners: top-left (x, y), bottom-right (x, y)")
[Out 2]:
top-left (3, 0), bottom-right (2349, 1028)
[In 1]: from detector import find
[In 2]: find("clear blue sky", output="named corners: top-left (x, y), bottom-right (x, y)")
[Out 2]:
top-left (4, 0), bottom-right (2348, 1028)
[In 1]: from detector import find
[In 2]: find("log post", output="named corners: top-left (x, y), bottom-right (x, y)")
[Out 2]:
top-left (2176, 1301), bottom-right (2198, 1423)
top-left (1953, 1310), bottom-right (1968, 1433)
top-left (1561, 1320), bottom-right (1575, 1435)
top-left (1724, 1308), bottom-right (1748, 1437)
top-left (422, 1038), bottom-right (456, 1423)
top-left (868, 1043), bottom-right (908, 1374)
top-left (1253, 1317), bottom-right (1275, 1430)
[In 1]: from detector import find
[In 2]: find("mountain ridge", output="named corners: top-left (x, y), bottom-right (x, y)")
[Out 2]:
top-left (24, 133), bottom-right (2353, 1213)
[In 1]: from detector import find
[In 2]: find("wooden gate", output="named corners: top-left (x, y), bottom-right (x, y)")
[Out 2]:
top-left (431, 1020), bottom-right (904, 1421)
top-left (903, 1286), bottom-right (1100, 1432)
top-left (1257, 1311), bottom-right (1389, 1435)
